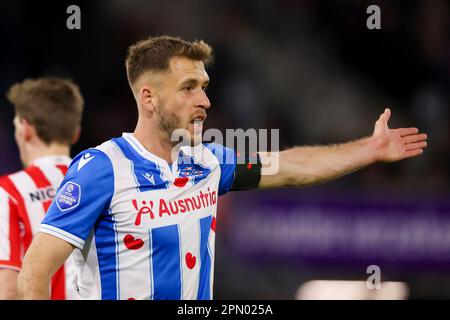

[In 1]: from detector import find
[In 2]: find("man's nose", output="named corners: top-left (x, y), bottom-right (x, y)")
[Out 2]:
top-left (197, 90), bottom-right (211, 109)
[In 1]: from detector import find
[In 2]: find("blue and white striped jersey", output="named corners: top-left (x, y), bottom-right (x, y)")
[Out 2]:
top-left (39, 133), bottom-right (236, 300)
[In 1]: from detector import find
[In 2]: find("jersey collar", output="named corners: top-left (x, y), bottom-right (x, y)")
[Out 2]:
top-left (122, 132), bottom-right (174, 167)
top-left (31, 155), bottom-right (72, 167)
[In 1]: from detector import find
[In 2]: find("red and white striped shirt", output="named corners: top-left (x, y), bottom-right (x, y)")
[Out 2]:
top-left (0, 155), bottom-right (76, 300)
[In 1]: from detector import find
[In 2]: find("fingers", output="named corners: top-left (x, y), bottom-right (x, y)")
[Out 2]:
top-left (404, 149), bottom-right (424, 158)
top-left (405, 141), bottom-right (427, 151)
top-left (397, 127), bottom-right (419, 137)
top-left (403, 133), bottom-right (427, 144)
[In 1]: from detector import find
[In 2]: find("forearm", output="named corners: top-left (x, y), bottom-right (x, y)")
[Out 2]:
top-left (278, 136), bottom-right (380, 186)
top-left (259, 109), bottom-right (427, 189)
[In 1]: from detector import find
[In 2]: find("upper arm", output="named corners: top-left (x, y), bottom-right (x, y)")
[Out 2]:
top-left (20, 232), bottom-right (75, 282)
top-left (18, 233), bottom-right (74, 299)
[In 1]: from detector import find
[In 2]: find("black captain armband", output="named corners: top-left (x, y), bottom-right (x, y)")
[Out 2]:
top-left (230, 152), bottom-right (262, 191)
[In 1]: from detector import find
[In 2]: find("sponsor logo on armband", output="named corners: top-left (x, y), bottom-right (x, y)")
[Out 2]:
top-left (56, 182), bottom-right (81, 211)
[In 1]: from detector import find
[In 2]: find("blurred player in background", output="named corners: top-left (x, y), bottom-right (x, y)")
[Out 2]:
top-left (0, 77), bottom-right (83, 299)
top-left (17, 36), bottom-right (427, 300)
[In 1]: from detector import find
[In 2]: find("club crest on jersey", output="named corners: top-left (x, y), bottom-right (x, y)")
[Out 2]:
top-left (178, 154), bottom-right (211, 184)
top-left (56, 182), bottom-right (81, 211)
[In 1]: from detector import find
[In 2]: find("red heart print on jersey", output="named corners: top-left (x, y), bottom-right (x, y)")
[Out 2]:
top-left (185, 252), bottom-right (196, 269)
top-left (174, 177), bottom-right (189, 187)
top-left (211, 217), bottom-right (216, 232)
top-left (124, 234), bottom-right (144, 250)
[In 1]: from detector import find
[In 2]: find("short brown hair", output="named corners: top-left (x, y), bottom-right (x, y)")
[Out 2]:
top-left (7, 77), bottom-right (84, 145)
top-left (125, 35), bottom-right (213, 85)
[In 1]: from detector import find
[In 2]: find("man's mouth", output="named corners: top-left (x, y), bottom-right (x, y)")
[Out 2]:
top-left (190, 114), bottom-right (206, 124)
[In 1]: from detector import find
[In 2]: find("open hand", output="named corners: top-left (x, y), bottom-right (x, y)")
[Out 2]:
top-left (372, 108), bottom-right (428, 162)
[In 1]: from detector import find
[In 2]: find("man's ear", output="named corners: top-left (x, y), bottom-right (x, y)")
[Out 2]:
top-left (139, 85), bottom-right (156, 113)
top-left (20, 118), bottom-right (36, 142)
top-left (71, 125), bottom-right (81, 145)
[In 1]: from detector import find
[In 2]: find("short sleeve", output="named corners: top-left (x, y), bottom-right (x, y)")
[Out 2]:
top-left (0, 186), bottom-right (21, 271)
top-left (204, 143), bottom-right (237, 196)
top-left (39, 149), bottom-right (114, 249)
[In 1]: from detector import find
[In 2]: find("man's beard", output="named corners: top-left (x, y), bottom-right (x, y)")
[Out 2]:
top-left (155, 103), bottom-right (182, 139)
top-left (155, 104), bottom-right (201, 146)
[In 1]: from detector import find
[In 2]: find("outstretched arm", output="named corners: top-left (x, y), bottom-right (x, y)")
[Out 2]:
top-left (17, 233), bottom-right (74, 299)
top-left (258, 108), bottom-right (427, 189)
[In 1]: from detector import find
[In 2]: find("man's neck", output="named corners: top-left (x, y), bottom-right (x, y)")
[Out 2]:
top-left (25, 144), bottom-right (71, 167)
top-left (133, 124), bottom-right (177, 163)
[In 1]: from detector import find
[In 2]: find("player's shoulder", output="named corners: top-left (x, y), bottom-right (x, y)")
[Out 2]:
top-left (203, 143), bottom-right (236, 165)
top-left (0, 167), bottom-right (26, 188)
top-left (72, 147), bottom-right (108, 163)
top-left (0, 168), bottom-right (26, 200)
top-left (69, 142), bottom-right (116, 175)
top-left (0, 172), bottom-right (13, 185)
top-left (55, 144), bottom-right (116, 203)
top-left (0, 172), bottom-right (12, 192)
top-left (203, 142), bottom-right (234, 154)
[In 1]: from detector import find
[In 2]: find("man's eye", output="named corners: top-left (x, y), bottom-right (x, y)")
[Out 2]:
top-left (183, 86), bottom-right (194, 91)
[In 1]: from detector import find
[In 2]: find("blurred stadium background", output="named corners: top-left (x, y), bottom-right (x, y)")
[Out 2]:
top-left (0, 0), bottom-right (448, 299)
